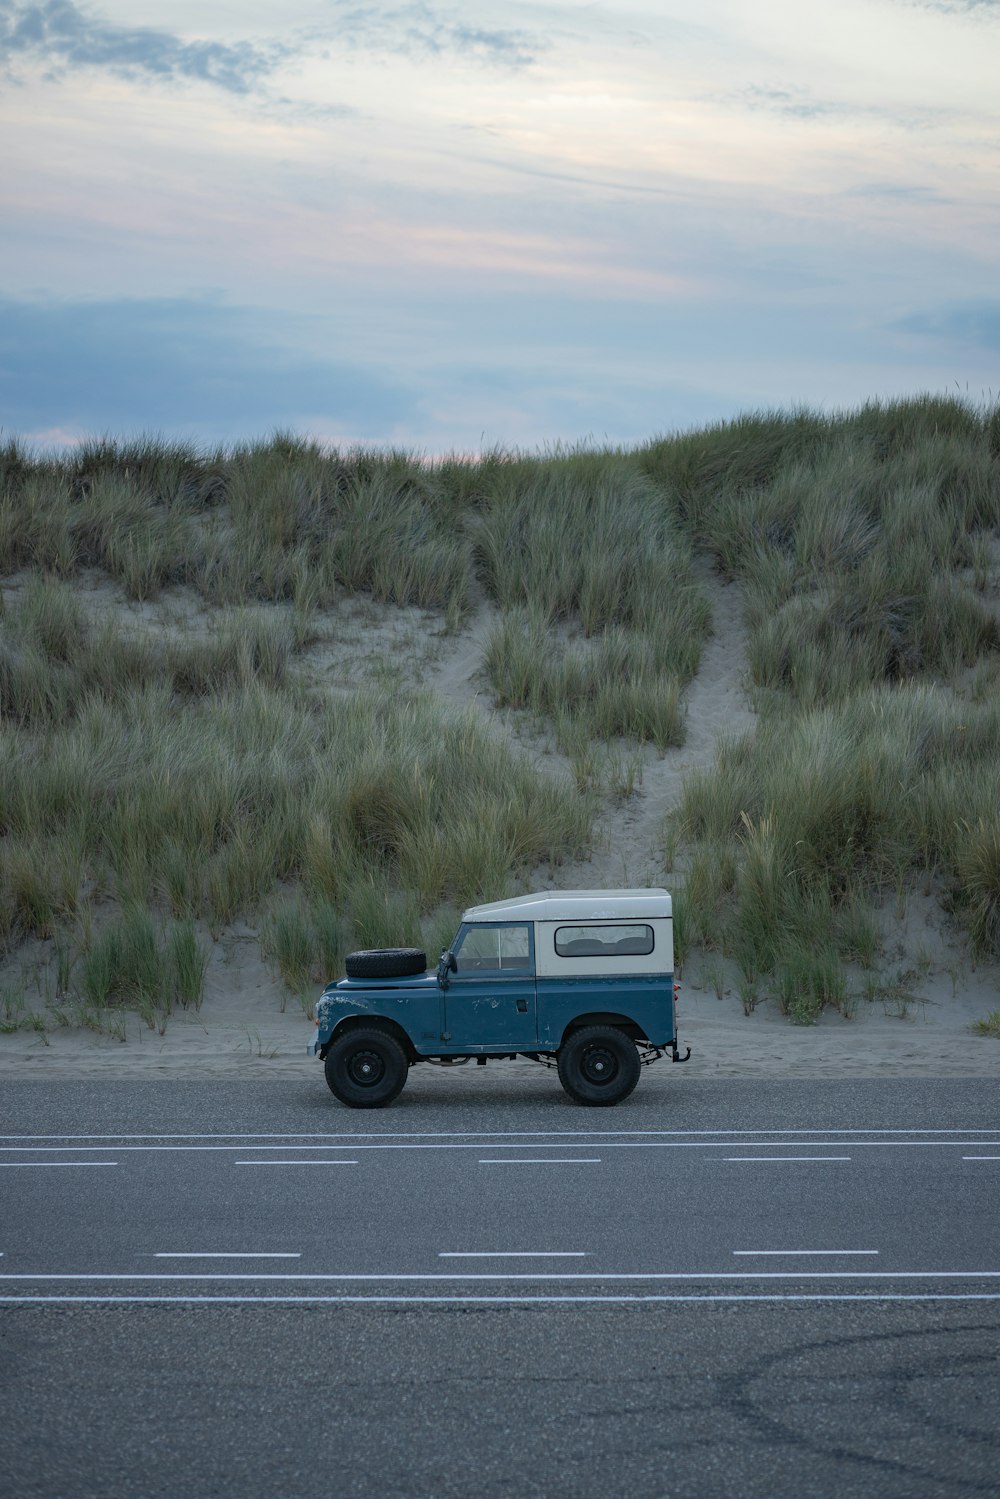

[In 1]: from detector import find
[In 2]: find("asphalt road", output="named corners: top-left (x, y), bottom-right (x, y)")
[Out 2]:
top-left (1, 1077), bottom-right (998, 1497)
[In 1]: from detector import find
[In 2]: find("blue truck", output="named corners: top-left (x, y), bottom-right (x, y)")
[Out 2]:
top-left (310, 888), bottom-right (688, 1107)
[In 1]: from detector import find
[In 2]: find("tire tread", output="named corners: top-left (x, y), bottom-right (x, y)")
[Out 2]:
top-left (344, 947), bottom-right (427, 979)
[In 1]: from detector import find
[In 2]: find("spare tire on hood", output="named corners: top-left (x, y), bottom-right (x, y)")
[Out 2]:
top-left (344, 947), bottom-right (427, 980)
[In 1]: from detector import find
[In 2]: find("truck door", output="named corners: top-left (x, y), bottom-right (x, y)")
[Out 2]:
top-left (443, 921), bottom-right (537, 1050)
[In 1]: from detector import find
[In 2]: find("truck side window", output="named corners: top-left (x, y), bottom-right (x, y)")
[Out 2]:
top-left (555, 924), bottom-right (654, 957)
top-left (454, 924), bottom-right (531, 973)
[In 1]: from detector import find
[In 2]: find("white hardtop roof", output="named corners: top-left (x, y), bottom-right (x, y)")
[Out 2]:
top-left (462, 889), bottom-right (671, 923)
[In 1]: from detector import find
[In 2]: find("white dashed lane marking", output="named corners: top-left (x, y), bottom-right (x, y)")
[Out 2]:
top-left (234, 1160), bottom-right (358, 1167)
top-left (733, 1249), bottom-right (878, 1256)
top-left (154, 1253), bottom-right (302, 1259)
top-left (0, 1161), bottom-right (118, 1168)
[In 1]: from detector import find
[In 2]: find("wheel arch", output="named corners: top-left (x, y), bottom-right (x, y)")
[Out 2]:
top-left (560, 1011), bottom-right (648, 1046)
top-left (323, 1015), bottom-right (418, 1064)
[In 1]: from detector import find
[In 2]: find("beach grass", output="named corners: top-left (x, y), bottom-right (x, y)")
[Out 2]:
top-left (474, 455), bottom-right (710, 744)
top-left (0, 563), bottom-right (593, 1018)
top-left (641, 395), bottom-right (1000, 1009)
top-left (640, 397), bottom-right (1000, 710)
top-left (669, 685), bottom-right (1000, 1009)
top-left (2, 394), bottom-right (999, 1028)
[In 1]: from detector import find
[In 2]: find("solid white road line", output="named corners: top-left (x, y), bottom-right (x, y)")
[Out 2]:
top-left (962, 1156), bottom-right (1000, 1161)
top-left (2, 1139), bottom-right (998, 1152)
top-left (4, 1271), bottom-right (998, 1282)
top-left (4, 1292), bottom-right (1000, 1305)
top-left (4, 1129), bottom-right (998, 1139)
top-left (154, 1253), bottom-right (302, 1259)
top-left (733, 1249), bottom-right (878, 1256)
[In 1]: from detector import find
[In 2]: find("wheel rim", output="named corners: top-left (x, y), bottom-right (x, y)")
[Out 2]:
top-left (346, 1048), bottom-right (386, 1087)
top-left (580, 1044), bottom-right (619, 1086)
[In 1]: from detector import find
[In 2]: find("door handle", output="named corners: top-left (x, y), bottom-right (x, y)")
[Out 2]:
top-left (516, 998), bottom-right (528, 1013)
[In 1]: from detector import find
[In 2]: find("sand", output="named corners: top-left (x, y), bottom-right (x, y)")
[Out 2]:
top-left (2, 566), bottom-right (998, 1083)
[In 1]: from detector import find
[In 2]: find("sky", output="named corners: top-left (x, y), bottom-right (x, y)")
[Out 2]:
top-left (1, 0), bottom-right (998, 453)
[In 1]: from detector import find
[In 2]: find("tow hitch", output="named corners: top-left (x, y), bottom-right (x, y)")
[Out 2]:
top-left (671, 982), bottom-right (690, 1061)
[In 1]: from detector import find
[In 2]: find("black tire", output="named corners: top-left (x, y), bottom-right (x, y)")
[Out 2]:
top-left (324, 1028), bottom-right (409, 1108)
top-left (344, 947), bottom-right (426, 980)
top-left (557, 1026), bottom-right (641, 1107)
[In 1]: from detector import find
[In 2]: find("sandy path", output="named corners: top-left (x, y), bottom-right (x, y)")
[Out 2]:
top-left (409, 558), bottom-right (755, 889)
top-left (517, 558), bottom-right (756, 889)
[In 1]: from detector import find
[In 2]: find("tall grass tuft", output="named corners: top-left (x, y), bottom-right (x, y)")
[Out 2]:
top-left (484, 609), bottom-right (689, 750)
top-left (80, 908), bottom-right (162, 1012)
top-left (168, 921), bottom-right (209, 1009)
top-left (669, 682), bottom-right (1000, 1009)
top-left (956, 821), bottom-right (1000, 955)
top-left (261, 896), bottom-right (348, 995)
top-left (263, 900), bottom-right (317, 994)
top-left (474, 456), bottom-right (709, 745)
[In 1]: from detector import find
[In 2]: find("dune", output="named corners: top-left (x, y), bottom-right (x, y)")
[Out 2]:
top-left (1, 567), bottom-right (996, 1084)
top-left (2, 410), bottom-right (999, 1085)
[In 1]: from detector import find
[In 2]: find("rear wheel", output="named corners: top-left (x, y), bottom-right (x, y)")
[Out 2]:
top-left (557, 1026), bottom-right (640, 1106)
top-left (324, 1028), bottom-right (409, 1108)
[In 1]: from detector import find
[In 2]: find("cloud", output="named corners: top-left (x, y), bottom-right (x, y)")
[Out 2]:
top-left (901, 1), bottom-right (1000, 12)
top-left (734, 83), bottom-right (942, 130)
top-left (845, 182), bottom-right (951, 202)
top-left (739, 84), bottom-right (842, 121)
top-left (895, 301), bottom-right (1000, 352)
top-left (0, 0), bottom-right (290, 94)
top-left (329, 1), bottom-right (542, 69)
top-left (0, 296), bottom-right (417, 442)
top-left (0, 1), bottom-right (542, 99)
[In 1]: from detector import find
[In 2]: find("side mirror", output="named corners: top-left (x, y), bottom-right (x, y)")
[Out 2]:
top-left (437, 950), bottom-right (457, 987)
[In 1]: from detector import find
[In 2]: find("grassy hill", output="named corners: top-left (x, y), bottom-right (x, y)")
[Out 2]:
top-left (1, 395), bottom-right (998, 1039)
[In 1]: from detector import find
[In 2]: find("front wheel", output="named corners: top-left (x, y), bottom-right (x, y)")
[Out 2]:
top-left (557, 1026), bottom-right (640, 1106)
top-left (324, 1028), bottom-right (408, 1109)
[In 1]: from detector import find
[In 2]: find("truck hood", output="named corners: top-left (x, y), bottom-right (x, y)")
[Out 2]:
top-left (325, 972), bottom-right (440, 996)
